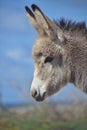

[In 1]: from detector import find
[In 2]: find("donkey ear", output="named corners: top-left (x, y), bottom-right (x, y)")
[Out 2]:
top-left (25, 6), bottom-right (36, 26)
top-left (31, 4), bottom-right (50, 29)
top-left (25, 6), bottom-right (46, 35)
top-left (31, 4), bottom-right (54, 36)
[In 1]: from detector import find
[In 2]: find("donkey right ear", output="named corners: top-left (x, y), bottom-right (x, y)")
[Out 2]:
top-left (25, 6), bottom-right (46, 35)
top-left (31, 4), bottom-right (53, 36)
top-left (31, 4), bottom-right (50, 30)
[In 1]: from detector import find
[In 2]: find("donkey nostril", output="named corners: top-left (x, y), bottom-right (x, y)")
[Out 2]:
top-left (32, 90), bottom-right (38, 97)
top-left (34, 90), bottom-right (37, 97)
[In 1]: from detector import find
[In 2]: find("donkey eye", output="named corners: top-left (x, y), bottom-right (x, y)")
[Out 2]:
top-left (37, 52), bottom-right (42, 57)
top-left (44, 56), bottom-right (53, 63)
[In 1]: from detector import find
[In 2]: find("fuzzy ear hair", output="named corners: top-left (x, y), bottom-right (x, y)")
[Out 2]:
top-left (25, 6), bottom-right (36, 26)
top-left (25, 6), bottom-right (46, 35)
top-left (31, 4), bottom-right (55, 36)
top-left (31, 4), bottom-right (50, 29)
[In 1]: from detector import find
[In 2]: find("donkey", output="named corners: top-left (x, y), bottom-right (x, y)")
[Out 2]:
top-left (25, 4), bottom-right (87, 102)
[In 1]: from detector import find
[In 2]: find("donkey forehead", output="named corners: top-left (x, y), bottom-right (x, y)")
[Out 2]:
top-left (32, 37), bottom-right (58, 57)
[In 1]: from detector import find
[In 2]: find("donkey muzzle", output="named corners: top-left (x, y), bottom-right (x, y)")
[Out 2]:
top-left (31, 89), bottom-right (46, 102)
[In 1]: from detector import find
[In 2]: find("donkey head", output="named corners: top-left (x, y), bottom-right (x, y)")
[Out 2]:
top-left (25, 4), bottom-right (70, 101)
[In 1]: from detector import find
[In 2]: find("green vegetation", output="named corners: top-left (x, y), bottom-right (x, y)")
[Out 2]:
top-left (0, 117), bottom-right (87, 130)
top-left (0, 103), bottom-right (87, 130)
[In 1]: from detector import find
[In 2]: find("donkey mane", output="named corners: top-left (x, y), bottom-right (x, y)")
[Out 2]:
top-left (54, 19), bottom-right (87, 39)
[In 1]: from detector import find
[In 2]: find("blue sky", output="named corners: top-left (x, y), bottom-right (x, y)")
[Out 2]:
top-left (0, 0), bottom-right (87, 104)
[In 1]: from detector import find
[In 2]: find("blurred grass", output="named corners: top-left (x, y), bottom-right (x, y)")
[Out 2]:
top-left (0, 103), bottom-right (87, 130)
